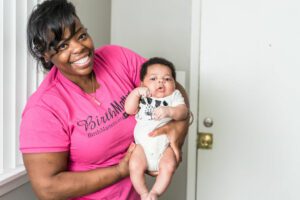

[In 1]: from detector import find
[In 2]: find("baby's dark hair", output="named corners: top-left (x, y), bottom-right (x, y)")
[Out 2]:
top-left (140, 57), bottom-right (176, 81)
top-left (27, 0), bottom-right (78, 71)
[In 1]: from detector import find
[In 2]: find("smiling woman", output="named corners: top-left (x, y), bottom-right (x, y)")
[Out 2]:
top-left (19, 0), bottom-right (189, 200)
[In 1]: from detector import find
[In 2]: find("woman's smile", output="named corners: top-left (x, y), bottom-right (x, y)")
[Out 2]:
top-left (71, 52), bottom-right (93, 69)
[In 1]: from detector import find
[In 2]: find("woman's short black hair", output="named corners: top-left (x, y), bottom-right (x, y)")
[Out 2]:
top-left (27, 0), bottom-right (78, 71)
top-left (140, 57), bottom-right (176, 81)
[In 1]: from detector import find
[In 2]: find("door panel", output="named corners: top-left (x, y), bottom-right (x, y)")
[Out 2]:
top-left (197, 0), bottom-right (300, 199)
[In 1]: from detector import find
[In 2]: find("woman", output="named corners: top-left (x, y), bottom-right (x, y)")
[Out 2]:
top-left (20, 0), bottom-right (190, 199)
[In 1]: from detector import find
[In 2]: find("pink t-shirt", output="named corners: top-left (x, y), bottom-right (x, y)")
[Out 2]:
top-left (20, 45), bottom-right (146, 200)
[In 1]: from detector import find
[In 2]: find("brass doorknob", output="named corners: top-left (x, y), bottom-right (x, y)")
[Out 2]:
top-left (197, 132), bottom-right (213, 149)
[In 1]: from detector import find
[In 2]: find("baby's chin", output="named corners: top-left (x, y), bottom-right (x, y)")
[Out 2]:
top-left (151, 91), bottom-right (173, 98)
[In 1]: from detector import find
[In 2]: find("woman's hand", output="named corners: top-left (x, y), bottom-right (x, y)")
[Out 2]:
top-left (116, 143), bottom-right (136, 178)
top-left (149, 119), bottom-right (189, 166)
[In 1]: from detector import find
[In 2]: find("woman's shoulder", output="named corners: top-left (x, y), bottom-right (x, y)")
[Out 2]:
top-left (94, 45), bottom-right (144, 61)
top-left (94, 44), bottom-right (124, 57)
top-left (23, 71), bottom-right (67, 116)
top-left (95, 44), bottom-right (129, 53)
top-left (24, 87), bottom-right (65, 115)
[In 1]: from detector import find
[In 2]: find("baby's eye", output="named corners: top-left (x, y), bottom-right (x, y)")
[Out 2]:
top-left (164, 77), bottom-right (173, 81)
top-left (150, 77), bottom-right (157, 81)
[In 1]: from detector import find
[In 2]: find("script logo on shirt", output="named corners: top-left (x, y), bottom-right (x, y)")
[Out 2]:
top-left (77, 93), bottom-right (130, 137)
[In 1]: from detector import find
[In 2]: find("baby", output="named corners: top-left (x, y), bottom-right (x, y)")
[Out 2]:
top-left (125, 57), bottom-right (188, 200)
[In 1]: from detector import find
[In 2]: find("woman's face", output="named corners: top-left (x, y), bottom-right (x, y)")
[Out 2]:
top-left (44, 19), bottom-right (94, 81)
top-left (141, 64), bottom-right (176, 98)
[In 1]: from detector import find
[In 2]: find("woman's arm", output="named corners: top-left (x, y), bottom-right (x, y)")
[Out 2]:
top-left (23, 144), bottom-right (135, 200)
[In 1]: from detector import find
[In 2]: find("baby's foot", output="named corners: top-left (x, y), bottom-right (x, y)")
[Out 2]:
top-left (146, 191), bottom-right (158, 200)
top-left (141, 193), bottom-right (149, 200)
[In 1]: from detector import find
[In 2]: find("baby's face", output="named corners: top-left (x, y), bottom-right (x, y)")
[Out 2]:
top-left (141, 64), bottom-right (176, 98)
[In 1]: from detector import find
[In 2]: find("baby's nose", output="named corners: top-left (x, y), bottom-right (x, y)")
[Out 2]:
top-left (158, 78), bottom-right (164, 83)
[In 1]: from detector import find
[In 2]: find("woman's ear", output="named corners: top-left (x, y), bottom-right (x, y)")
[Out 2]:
top-left (43, 53), bottom-right (51, 63)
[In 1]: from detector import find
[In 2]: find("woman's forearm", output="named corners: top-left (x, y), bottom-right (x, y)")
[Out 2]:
top-left (23, 152), bottom-right (128, 200)
top-left (169, 105), bottom-right (188, 121)
top-left (40, 166), bottom-right (124, 200)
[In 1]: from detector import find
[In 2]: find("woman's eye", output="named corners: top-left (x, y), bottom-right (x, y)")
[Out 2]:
top-left (79, 33), bottom-right (87, 40)
top-left (58, 43), bottom-right (68, 51)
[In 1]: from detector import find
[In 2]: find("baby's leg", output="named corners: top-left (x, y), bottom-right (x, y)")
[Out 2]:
top-left (149, 146), bottom-right (177, 199)
top-left (129, 144), bottom-right (149, 199)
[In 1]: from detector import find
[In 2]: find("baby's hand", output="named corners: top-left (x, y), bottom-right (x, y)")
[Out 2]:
top-left (152, 107), bottom-right (172, 120)
top-left (136, 87), bottom-right (151, 98)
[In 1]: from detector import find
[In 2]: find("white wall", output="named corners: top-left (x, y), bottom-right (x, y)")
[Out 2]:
top-left (111, 0), bottom-right (191, 90)
top-left (0, 0), bottom-right (38, 199)
top-left (70, 0), bottom-right (111, 48)
top-left (111, 1), bottom-right (192, 199)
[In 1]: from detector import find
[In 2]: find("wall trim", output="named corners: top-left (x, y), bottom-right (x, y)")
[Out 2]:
top-left (186, 0), bottom-right (201, 199)
top-left (0, 166), bottom-right (28, 196)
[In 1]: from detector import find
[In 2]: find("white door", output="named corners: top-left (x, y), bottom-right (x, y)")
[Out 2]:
top-left (196, 0), bottom-right (300, 199)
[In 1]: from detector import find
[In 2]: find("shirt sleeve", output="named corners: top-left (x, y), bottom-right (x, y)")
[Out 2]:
top-left (20, 106), bottom-right (70, 153)
top-left (171, 90), bottom-right (186, 107)
top-left (119, 46), bottom-right (146, 87)
top-left (95, 45), bottom-right (146, 88)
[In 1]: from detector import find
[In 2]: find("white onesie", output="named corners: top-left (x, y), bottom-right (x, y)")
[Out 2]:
top-left (134, 90), bottom-right (185, 171)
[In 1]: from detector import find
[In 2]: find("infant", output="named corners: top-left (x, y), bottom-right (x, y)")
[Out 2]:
top-left (125, 57), bottom-right (188, 200)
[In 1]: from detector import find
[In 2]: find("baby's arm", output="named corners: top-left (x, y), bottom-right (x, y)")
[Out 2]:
top-left (152, 104), bottom-right (188, 120)
top-left (125, 87), bottom-right (150, 115)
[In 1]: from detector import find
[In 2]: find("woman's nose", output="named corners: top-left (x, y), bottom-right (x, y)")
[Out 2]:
top-left (71, 41), bottom-right (84, 54)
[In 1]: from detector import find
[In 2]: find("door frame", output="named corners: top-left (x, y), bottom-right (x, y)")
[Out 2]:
top-left (186, 0), bottom-right (201, 199)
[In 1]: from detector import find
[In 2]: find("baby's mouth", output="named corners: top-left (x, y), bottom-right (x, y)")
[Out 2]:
top-left (157, 86), bottom-right (164, 91)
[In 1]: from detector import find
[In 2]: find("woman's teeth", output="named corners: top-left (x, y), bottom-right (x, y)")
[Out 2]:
top-left (73, 56), bottom-right (89, 65)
